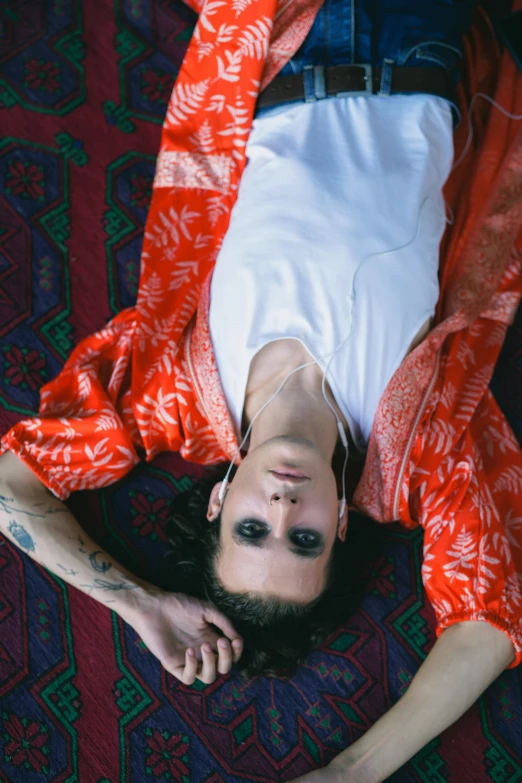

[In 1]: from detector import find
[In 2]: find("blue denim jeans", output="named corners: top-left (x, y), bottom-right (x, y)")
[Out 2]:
top-left (255, 0), bottom-right (478, 122)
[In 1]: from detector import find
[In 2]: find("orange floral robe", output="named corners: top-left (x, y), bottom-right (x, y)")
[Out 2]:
top-left (2, 1), bottom-right (522, 667)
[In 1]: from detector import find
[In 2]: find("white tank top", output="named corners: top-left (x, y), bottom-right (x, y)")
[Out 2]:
top-left (209, 94), bottom-right (454, 452)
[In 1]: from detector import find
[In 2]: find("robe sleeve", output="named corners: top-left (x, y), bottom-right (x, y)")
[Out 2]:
top-left (0, 310), bottom-right (142, 500)
top-left (409, 424), bottom-right (522, 670)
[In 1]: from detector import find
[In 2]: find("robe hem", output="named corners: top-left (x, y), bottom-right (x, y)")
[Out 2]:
top-left (0, 428), bottom-right (70, 501)
top-left (436, 609), bottom-right (522, 670)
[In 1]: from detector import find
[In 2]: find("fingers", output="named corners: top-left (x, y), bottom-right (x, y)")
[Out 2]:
top-left (171, 647), bottom-right (199, 685)
top-left (232, 637), bottom-right (243, 663)
top-left (201, 604), bottom-right (244, 665)
top-left (169, 638), bottom-right (243, 686)
top-left (199, 642), bottom-right (217, 683)
top-left (216, 638), bottom-right (233, 675)
top-left (199, 638), bottom-right (240, 681)
top-left (203, 604), bottom-right (240, 642)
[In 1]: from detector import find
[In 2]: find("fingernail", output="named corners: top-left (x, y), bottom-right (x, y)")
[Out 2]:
top-left (218, 638), bottom-right (228, 649)
top-left (187, 648), bottom-right (195, 657)
top-left (233, 638), bottom-right (243, 648)
top-left (203, 643), bottom-right (212, 653)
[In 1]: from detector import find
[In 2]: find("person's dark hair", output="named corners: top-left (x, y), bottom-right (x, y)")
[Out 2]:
top-left (159, 463), bottom-right (387, 678)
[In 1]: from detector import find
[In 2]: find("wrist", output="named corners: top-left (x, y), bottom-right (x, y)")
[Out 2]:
top-left (328, 745), bottom-right (383, 783)
top-left (115, 582), bottom-right (166, 626)
top-left (328, 690), bottom-right (420, 783)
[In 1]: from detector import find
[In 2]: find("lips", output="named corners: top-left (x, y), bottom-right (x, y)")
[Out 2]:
top-left (270, 469), bottom-right (309, 483)
top-left (270, 466), bottom-right (308, 478)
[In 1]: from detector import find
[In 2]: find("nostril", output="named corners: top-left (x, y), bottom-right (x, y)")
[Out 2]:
top-left (290, 499), bottom-right (297, 504)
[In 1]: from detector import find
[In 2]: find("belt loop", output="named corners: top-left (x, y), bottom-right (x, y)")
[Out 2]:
top-left (378, 58), bottom-right (395, 97)
top-left (314, 64), bottom-right (326, 99)
top-left (303, 64), bottom-right (326, 102)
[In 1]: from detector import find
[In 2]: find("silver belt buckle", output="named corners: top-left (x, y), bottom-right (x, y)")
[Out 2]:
top-left (335, 64), bottom-right (373, 98)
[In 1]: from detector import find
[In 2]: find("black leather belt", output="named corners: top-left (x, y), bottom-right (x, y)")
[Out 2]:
top-left (256, 64), bottom-right (455, 110)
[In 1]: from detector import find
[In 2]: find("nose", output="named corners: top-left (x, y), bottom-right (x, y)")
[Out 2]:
top-left (268, 493), bottom-right (300, 538)
top-left (270, 493), bottom-right (298, 506)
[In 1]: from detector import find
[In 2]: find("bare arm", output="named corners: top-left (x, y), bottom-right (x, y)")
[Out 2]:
top-left (0, 450), bottom-right (152, 619)
top-left (291, 620), bottom-right (516, 783)
top-left (0, 450), bottom-right (243, 682)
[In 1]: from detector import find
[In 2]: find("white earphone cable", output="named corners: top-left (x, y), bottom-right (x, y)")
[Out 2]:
top-left (219, 358), bottom-right (317, 502)
top-left (452, 92), bottom-right (522, 172)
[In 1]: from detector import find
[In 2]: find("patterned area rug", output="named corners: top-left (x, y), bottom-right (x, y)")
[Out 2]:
top-left (1, 2), bottom-right (522, 781)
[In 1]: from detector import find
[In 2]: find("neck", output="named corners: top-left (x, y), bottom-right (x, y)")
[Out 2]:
top-left (244, 365), bottom-right (339, 460)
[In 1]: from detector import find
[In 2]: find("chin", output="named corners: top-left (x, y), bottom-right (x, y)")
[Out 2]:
top-left (268, 435), bottom-right (319, 453)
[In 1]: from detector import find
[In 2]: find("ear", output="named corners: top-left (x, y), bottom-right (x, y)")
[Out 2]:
top-left (207, 481), bottom-right (224, 522)
top-left (337, 502), bottom-right (348, 543)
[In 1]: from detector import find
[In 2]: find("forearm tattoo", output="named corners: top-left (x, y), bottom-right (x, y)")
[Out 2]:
top-left (1, 494), bottom-right (45, 519)
top-left (88, 551), bottom-right (112, 574)
top-left (76, 535), bottom-right (137, 599)
top-left (0, 494), bottom-right (63, 518)
top-left (57, 564), bottom-right (79, 576)
top-left (78, 537), bottom-right (113, 573)
top-left (1, 495), bottom-right (140, 608)
top-left (79, 578), bottom-right (139, 595)
top-left (8, 520), bottom-right (35, 553)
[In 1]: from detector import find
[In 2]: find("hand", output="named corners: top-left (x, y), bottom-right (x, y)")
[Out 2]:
top-left (129, 589), bottom-right (243, 684)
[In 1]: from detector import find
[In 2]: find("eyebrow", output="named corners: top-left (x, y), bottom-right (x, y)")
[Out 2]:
top-left (232, 524), bottom-right (325, 560)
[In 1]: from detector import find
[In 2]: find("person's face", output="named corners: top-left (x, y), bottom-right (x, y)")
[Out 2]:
top-left (207, 437), bottom-right (348, 604)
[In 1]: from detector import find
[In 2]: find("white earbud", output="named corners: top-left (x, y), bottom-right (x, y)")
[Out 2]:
top-left (218, 478), bottom-right (228, 504)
